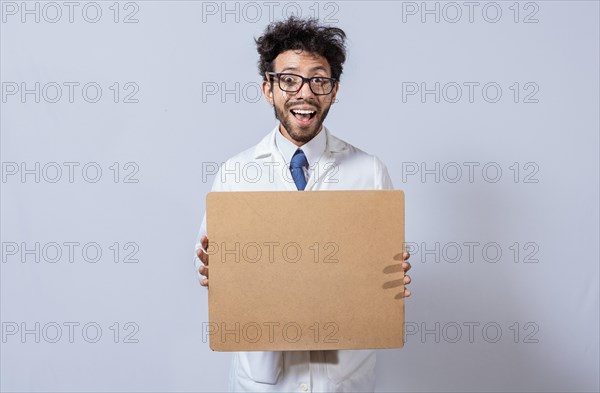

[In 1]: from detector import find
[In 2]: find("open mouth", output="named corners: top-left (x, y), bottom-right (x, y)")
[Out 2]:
top-left (290, 109), bottom-right (317, 123)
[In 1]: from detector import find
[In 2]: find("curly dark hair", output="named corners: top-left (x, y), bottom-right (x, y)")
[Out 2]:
top-left (255, 17), bottom-right (347, 81)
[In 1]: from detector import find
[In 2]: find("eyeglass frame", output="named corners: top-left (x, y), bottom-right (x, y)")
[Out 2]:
top-left (265, 72), bottom-right (338, 96)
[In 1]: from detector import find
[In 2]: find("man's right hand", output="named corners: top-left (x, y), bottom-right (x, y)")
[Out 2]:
top-left (197, 235), bottom-right (209, 288)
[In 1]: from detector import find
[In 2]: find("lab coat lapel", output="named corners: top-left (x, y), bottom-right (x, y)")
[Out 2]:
top-left (272, 147), bottom-right (297, 191)
top-left (254, 126), bottom-right (297, 191)
top-left (255, 126), bottom-right (347, 191)
top-left (305, 152), bottom-right (335, 190)
top-left (305, 128), bottom-right (346, 191)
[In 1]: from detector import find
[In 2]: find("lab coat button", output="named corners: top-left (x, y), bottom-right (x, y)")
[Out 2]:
top-left (300, 383), bottom-right (309, 391)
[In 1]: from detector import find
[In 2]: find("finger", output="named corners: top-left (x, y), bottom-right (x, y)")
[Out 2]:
top-left (198, 265), bottom-right (209, 278)
top-left (200, 279), bottom-right (209, 287)
top-left (197, 248), bottom-right (208, 265)
top-left (196, 248), bottom-right (206, 264)
top-left (403, 288), bottom-right (411, 298)
top-left (403, 251), bottom-right (410, 261)
top-left (404, 274), bottom-right (411, 285)
top-left (202, 236), bottom-right (210, 265)
top-left (402, 261), bottom-right (411, 273)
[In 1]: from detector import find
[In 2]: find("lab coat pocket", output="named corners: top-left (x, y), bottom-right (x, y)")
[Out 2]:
top-left (238, 351), bottom-right (283, 385)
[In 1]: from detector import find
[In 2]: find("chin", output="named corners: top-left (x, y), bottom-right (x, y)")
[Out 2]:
top-left (289, 131), bottom-right (316, 143)
top-left (275, 106), bottom-right (326, 144)
top-left (288, 123), bottom-right (322, 143)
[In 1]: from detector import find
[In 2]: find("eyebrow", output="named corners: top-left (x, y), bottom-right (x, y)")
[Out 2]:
top-left (279, 66), bottom-right (329, 74)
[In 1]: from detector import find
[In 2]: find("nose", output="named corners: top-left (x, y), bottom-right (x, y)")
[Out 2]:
top-left (297, 79), bottom-right (315, 98)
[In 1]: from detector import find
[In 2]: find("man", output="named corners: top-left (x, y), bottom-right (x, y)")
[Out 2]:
top-left (195, 17), bottom-right (412, 392)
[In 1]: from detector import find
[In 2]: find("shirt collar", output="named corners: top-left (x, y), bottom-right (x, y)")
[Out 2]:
top-left (274, 124), bottom-right (327, 167)
top-left (253, 123), bottom-right (347, 160)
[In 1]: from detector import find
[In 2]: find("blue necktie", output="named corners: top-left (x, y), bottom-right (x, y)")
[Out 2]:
top-left (290, 149), bottom-right (308, 191)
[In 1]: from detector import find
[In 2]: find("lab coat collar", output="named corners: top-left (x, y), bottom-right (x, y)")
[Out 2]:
top-left (274, 125), bottom-right (327, 170)
top-left (254, 124), bottom-right (347, 160)
top-left (253, 124), bottom-right (348, 191)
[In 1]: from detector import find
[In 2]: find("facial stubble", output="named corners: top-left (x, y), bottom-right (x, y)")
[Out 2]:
top-left (273, 95), bottom-right (332, 144)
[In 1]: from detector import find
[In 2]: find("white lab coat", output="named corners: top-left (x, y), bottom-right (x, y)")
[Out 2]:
top-left (195, 125), bottom-right (394, 392)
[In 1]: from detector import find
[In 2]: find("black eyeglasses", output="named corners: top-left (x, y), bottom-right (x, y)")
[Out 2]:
top-left (266, 72), bottom-right (337, 95)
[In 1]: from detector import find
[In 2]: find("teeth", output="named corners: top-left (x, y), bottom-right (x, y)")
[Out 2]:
top-left (291, 109), bottom-right (315, 114)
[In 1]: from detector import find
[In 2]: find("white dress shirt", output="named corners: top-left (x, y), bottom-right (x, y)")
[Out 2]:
top-left (274, 125), bottom-right (327, 184)
top-left (195, 124), bottom-right (394, 392)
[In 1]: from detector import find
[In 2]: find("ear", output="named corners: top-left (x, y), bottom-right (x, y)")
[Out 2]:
top-left (262, 80), bottom-right (273, 105)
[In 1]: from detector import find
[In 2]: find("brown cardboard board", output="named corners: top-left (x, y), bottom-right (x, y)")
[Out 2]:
top-left (205, 190), bottom-right (405, 351)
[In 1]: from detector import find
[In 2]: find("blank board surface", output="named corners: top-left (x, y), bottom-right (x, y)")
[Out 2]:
top-left (206, 190), bottom-right (405, 351)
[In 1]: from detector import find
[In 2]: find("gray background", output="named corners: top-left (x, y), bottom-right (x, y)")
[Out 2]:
top-left (1, 1), bottom-right (598, 392)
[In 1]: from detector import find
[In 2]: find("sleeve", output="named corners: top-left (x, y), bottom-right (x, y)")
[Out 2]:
top-left (374, 156), bottom-right (394, 190)
top-left (194, 163), bottom-right (229, 281)
top-left (194, 162), bottom-right (284, 385)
